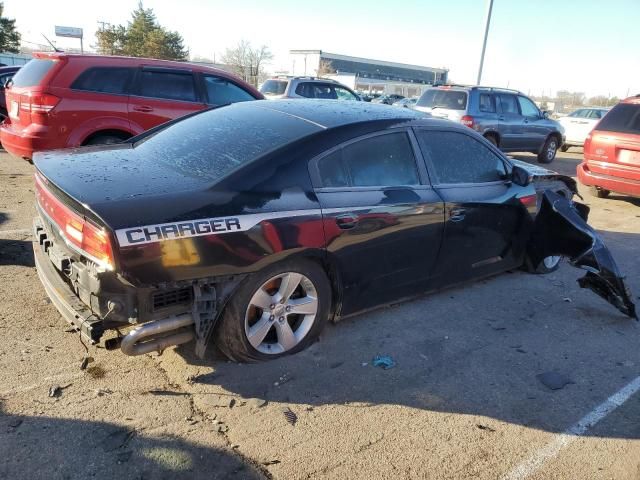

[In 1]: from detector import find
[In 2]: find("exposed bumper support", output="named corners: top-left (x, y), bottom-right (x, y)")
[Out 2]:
top-left (528, 190), bottom-right (637, 319)
top-left (120, 314), bottom-right (195, 356)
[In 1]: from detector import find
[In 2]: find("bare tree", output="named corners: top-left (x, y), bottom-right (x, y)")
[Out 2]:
top-left (221, 40), bottom-right (273, 87)
top-left (316, 60), bottom-right (335, 78)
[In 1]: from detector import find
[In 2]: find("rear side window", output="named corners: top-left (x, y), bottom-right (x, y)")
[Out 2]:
top-left (497, 94), bottom-right (519, 114)
top-left (10, 59), bottom-right (56, 88)
top-left (71, 67), bottom-right (133, 95)
top-left (259, 79), bottom-right (288, 95)
top-left (203, 75), bottom-right (255, 105)
top-left (138, 70), bottom-right (197, 102)
top-left (318, 132), bottom-right (420, 187)
top-left (479, 94), bottom-right (495, 113)
top-left (416, 89), bottom-right (467, 110)
top-left (596, 104), bottom-right (640, 134)
top-left (416, 130), bottom-right (507, 184)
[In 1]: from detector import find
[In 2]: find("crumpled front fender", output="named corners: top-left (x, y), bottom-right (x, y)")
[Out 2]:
top-left (528, 190), bottom-right (637, 319)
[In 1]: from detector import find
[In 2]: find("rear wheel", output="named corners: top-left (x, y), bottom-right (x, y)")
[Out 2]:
top-left (589, 186), bottom-right (610, 198)
top-left (560, 145), bottom-right (569, 152)
top-left (484, 134), bottom-right (498, 147)
top-left (85, 135), bottom-right (127, 146)
top-left (538, 136), bottom-right (559, 163)
top-left (215, 259), bottom-right (331, 362)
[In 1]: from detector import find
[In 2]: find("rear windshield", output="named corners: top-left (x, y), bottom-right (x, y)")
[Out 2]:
top-left (417, 89), bottom-right (468, 110)
top-left (132, 103), bottom-right (319, 181)
top-left (10, 59), bottom-right (56, 88)
top-left (596, 103), bottom-right (640, 134)
top-left (260, 79), bottom-right (287, 96)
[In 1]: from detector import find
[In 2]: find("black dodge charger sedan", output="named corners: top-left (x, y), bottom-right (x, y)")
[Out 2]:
top-left (32, 100), bottom-right (636, 362)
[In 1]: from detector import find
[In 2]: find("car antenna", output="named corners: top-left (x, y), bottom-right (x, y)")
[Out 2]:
top-left (42, 34), bottom-right (64, 53)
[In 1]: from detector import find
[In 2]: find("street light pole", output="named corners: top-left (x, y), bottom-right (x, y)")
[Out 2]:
top-left (476, 0), bottom-right (494, 85)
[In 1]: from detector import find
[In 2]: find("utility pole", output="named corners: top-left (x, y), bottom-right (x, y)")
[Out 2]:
top-left (476, 0), bottom-right (494, 85)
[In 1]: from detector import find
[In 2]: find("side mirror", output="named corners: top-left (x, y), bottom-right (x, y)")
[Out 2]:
top-left (511, 165), bottom-right (531, 187)
top-left (542, 110), bottom-right (550, 119)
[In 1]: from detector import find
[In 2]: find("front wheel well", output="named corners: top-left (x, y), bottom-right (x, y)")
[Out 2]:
top-left (81, 129), bottom-right (133, 146)
top-left (484, 132), bottom-right (500, 146)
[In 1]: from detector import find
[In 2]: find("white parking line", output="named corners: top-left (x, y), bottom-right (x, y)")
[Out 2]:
top-left (502, 375), bottom-right (640, 480)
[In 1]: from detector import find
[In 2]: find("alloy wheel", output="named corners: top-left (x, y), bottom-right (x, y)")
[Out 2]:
top-left (244, 272), bottom-right (319, 355)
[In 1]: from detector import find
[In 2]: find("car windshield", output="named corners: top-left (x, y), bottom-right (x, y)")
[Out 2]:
top-left (260, 79), bottom-right (288, 96)
top-left (132, 103), bottom-right (319, 182)
top-left (596, 103), bottom-right (640, 134)
top-left (416, 89), bottom-right (468, 110)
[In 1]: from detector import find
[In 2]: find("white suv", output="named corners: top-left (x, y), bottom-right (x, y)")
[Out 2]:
top-left (259, 77), bottom-right (361, 101)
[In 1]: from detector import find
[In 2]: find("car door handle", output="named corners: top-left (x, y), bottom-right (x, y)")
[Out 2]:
top-left (449, 208), bottom-right (466, 222)
top-left (335, 213), bottom-right (359, 229)
top-left (133, 105), bottom-right (154, 112)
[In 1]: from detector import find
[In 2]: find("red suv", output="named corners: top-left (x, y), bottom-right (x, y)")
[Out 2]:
top-left (578, 96), bottom-right (640, 198)
top-left (1, 52), bottom-right (263, 160)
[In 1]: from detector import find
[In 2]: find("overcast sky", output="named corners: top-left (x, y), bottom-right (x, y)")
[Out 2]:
top-left (6, 0), bottom-right (640, 98)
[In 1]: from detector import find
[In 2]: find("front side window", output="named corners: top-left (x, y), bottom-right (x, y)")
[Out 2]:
top-left (138, 70), bottom-right (197, 102)
top-left (203, 75), bottom-right (255, 105)
top-left (334, 86), bottom-right (358, 101)
top-left (72, 67), bottom-right (133, 95)
top-left (318, 132), bottom-right (420, 188)
top-left (416, 130), bottom-right (507, 184)
top-left (497, 94), bottom-right (519, 114)
top-left (517, 96), bottom-right (540, 117)
top-left (312, 84), bottom-right (337, 99)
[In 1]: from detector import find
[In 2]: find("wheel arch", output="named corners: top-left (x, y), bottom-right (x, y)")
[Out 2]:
top-left (483, 130), bottom-right (500, 146)
top-left (81, 129), bottom-right (134, 146)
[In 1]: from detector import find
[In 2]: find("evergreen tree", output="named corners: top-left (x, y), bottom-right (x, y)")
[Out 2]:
top-left (0, 2), bottom-right (20, 54)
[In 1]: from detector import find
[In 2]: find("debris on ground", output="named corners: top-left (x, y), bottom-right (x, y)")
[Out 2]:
top-left (48, 384), bottom-right (72, 398)
top-left (476, 424), bottom-right (496, 432)
top-left (247, 398), bottom-right (267, 409)
top-left (95, 388), bottom-right (113, 397)
top-left (283, 407), bottom-right (297, 426)
top-left (216, 424), bottom-right (229, 433)
top-left (274, 373), bottom-right (292, 387)
top-left (563, 297), bottom-right (572, 303)
top-left (372, 355), bottom-right (396, 370)
top-left (263, 460), bottom-right (281, 466)
top-left (536, 371), bottom-right (574, 390)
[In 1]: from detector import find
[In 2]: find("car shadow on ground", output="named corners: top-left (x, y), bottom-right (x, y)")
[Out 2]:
top-left (183, 229), bottom-right (640, 440)
top-left (0, 239), bottom-right (34, 267)
top-left (0, 401), bottom-right (265, 480)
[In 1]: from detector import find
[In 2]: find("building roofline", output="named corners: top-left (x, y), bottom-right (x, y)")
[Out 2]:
top-left (289, 50), bottom-right (448, 74)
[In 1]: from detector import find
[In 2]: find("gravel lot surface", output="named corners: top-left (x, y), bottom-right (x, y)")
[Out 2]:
top-left (1, 149), bottom-right (639, 479)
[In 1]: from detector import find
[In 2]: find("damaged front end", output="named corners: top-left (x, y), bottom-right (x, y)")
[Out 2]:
top-left (528, 190), bottom-right (637, 319)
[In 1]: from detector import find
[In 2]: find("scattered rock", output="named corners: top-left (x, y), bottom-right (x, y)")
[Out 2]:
top-left (247, 398), bottom-right (267, 409)
top-left (536, 371), bottom-right (574, 390)
top-left (95, 388), bottom-right (113, 397)
top-left (228, 398), bottom-right (236, 408)
top-left (48, 385), bottom-right (62, 398)
top-left (361, 362), bottom-right (368, 367)
top-left (217, 424), bottom-right (229, 433)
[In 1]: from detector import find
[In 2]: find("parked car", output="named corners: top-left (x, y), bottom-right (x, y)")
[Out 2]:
top-left (359, 93), bottom-right (380, 103)
top-left (0, 65), bottom-right (20, 117)
top-left (392, 98), bottom-right (417, 108)
top-left (1, 52), bottom-right (263, 161)
top-left (259, 76), bottom-right (360, 101)
top-left (577, 96), bottom-right (640, 198)
top-left (371, 94), bottom-right (405, 105)
top-left (31, 100), bottom-right (635, 363)
top-left (558, 107), bottom-right (609, 151)
top-left (414, 85), bottom-right (565, 163)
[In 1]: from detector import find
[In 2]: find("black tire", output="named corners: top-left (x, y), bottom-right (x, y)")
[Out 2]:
top-left (85, 135), bottom-right (126, 146)
top-left (560, 145), bottom-right (569, 152)
top-left (484, 134), bottom-right (498, 147)
top-left (214, 259), bottom-right (331, 362)
top-left (589, 186), bottom-right (610, 198)
top-left (537, 136), bottom-right (559, 163)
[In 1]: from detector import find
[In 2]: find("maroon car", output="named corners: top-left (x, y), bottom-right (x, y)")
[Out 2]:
top-left (1, 52), bottom-right (263, 160)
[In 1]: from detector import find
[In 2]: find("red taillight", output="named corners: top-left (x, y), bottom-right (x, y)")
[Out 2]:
top-left (35, 173), bottom-right (114, 270)
top-left (20, 93), bottom-right (60, 114)
top-left (518, 193), bottom-right (537, 207)
top-left (461, 115), bottom-right (474, 128)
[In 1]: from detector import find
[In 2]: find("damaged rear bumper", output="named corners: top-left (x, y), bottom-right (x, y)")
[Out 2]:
top-left (528, 190), bottom-right (637, 319)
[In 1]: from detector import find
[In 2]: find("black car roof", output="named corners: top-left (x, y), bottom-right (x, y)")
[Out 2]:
top-left (239, 99), bottom-right (427, 129)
